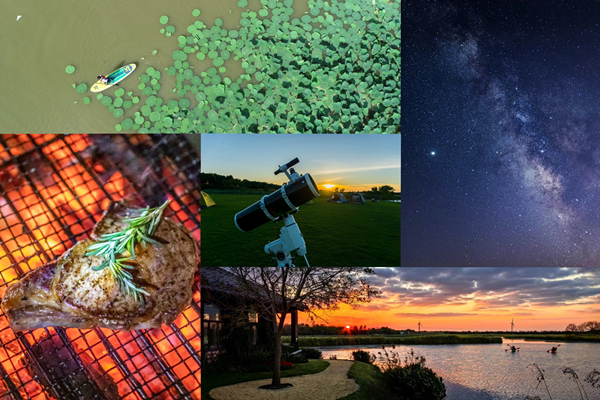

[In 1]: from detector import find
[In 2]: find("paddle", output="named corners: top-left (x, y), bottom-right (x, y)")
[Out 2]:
top-left (547, 344), bottom-right (561, 353)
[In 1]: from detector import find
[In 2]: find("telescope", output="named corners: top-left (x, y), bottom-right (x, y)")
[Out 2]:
top-left (234, 158), bottom-right (320, 267)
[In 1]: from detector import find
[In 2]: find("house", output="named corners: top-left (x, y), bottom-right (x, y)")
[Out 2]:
top-left (201, 268), bottom-right (304, 355)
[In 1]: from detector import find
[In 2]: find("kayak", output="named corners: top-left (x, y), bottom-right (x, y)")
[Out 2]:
top-left (91, 63), bottom-right (136, 92)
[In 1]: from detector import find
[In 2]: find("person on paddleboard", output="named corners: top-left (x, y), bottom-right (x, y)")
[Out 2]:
top-left (97, 75), bottom-right (114, 85)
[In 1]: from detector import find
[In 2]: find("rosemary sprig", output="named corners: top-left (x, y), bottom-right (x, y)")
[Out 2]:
top-left (86, 200), bottom-right (171, 302)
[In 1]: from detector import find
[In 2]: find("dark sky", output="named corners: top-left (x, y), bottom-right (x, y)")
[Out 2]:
top-left (402, 0), bottom-right (600, 267)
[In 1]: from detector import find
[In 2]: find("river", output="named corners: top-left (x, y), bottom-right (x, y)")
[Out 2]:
top-left (0, 0), bottom-right (307, 133)
top-left (316, 340), bottom-right (600, 400)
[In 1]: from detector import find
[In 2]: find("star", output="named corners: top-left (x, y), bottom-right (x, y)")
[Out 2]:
top-left (430, 151), bottom-right (436, 156)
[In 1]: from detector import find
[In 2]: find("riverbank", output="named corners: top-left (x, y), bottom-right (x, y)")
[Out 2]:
top-left (282, 334), bottom-right (502, 346)
top-left (500, 333), bottom-right (600, 343)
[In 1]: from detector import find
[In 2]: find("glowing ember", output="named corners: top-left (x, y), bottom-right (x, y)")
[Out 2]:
top-left (0, 134), bottom-right (200, 398)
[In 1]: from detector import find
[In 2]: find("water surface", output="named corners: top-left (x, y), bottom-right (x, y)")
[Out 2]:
top-left (0, 0), bottom-right (281, 133)
top-left (317, 340), bottom-right (600, 400)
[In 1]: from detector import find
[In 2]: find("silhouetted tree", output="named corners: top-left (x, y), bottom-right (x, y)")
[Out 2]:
top-left (226, 268), bottom-right (379, 388)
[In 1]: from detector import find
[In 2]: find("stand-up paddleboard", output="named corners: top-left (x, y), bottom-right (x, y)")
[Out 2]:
top-left (91, 63), bottom-right (136, 93)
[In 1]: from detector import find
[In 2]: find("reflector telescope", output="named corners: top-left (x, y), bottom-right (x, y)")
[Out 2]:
top-left (234, 158), bottom-right (319, 232)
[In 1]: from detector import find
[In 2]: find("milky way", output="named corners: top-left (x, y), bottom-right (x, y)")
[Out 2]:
top-left (402, 0), bottom-right (600, 267)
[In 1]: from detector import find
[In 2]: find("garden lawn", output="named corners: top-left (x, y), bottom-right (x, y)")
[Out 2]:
top-left (202, 360), bottom-right (330, 400)
top-left (202, 194), bottom-right (400, 266)
top-left (339, 362), bottom-right (396, 400)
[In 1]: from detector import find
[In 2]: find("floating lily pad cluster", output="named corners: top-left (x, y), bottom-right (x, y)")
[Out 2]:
top-left (81, 0), bottom-right (400, 132)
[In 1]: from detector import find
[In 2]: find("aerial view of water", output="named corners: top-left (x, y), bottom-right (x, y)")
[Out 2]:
top-left (317, 340), bottom-right (600, 400)
top-left (0, 0), bottom-right (307, 133)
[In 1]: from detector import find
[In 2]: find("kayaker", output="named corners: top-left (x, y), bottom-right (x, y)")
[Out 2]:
top-left (550, 346), bottom-right (557, 352)
top-left (510, 346), bottom-right (517, 352)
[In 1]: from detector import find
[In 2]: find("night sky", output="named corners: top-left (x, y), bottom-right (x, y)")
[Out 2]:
top-left (402, 0), bottom-right (600, 267)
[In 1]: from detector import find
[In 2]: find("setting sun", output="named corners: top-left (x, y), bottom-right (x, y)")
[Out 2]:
top-left (346, 325), bottom-right (350, 329)
top-left (323, 184), bottom-right (335, 189)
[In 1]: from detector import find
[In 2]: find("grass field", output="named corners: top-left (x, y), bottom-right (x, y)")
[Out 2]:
top-left (202, 360), bottom-right (330, 400)
top-left (201, 194), bottom-right (401, 266)
top-left (339, 362), bottom-right (396, 400)
top-left (282, 334), bottom-right (502, 346)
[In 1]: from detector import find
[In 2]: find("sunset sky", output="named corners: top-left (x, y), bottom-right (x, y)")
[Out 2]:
top-left (299, 268), bottom-right (600, 332)
top-left (201, 134), bottom-right (401, 192)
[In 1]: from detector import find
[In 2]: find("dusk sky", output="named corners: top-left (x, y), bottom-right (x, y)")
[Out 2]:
top-left (402, 0), bottom-right (600, 267)
top-left (201, 134), bottom-right (401, 192)
top-left (300, 268), bottom-right (600, 332)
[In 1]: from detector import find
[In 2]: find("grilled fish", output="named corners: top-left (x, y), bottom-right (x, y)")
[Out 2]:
top-left (1, 201), bottom-right (199, 331)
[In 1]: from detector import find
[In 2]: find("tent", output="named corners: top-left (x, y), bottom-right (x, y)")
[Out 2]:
top-left (347, 193), bottom-right (366, 204)
top-left (327, 193), bottom-right (347, 203)
top-left (201, 191), bottom-right (216, 208)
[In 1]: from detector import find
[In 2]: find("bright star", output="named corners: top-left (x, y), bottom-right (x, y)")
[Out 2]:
top-left (431, 151), bottom-right (436, 156)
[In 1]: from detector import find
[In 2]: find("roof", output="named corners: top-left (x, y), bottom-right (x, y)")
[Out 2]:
top-left (201, 267), bottom-right (307, 311)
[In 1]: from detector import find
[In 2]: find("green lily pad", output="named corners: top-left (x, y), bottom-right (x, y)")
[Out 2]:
top-left (150, 111), bottom-right (161, 122)
top-left (115, 88), bottom-right (125, 97)
top-left (160, 15), bottom-right (169, 24)
top-left (238, 0), bottom-right (248, 7)
top-left (122, 118), bottom-right (134, 130)
top-left (192, 9), bottom-right (201, 17)
top-left (113, 108), bottom-right (124, 118)
top-left (101, 96), bottom-right (112, 106)
top-left (115, 124), bottom-right (122, 132)
top-left (76, 83), bottom-right (87, 93)
top-left (114, 97), bottom-right (124, 107)
top-left (83, 97), bottom-right (90, 105)
top-left (65, 65), bottom-right (75, 74)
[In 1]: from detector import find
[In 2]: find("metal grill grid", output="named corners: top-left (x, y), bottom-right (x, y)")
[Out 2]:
top-left (0, 134), bottom-right (201, 400)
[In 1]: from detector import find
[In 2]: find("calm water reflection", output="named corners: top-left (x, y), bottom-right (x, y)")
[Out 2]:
top-left (317, 340), bottom-right (600, 400)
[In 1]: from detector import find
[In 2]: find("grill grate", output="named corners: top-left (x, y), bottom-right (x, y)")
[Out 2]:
top-left (0, 135), bottom-right (201, 400)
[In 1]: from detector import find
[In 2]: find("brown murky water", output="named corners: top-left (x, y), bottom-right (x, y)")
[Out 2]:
top-left (0, 0), bottom-right (308, 133)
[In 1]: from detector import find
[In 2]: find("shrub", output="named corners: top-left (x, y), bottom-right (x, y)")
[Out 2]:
top-left (352, 350), bottom-right (376, 364)
top-left (285, 353), bottom-right (308, 364)
top-left (301, 348), bottom-right (323, 359)
top-left (383, 363), bottom-right (446, 400)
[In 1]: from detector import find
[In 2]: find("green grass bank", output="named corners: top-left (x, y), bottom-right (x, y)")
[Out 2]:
top-left (282, 334), bottom-right (502, 346)
top-left (202, 194), bottom-right (400, 266)
top-left (339, 361), bottom-right (395, 400)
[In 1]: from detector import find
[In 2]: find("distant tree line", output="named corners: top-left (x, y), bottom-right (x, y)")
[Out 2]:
top-left (283, 323), bottom-right (414, 336)
top-left (565, 321), bottom-right (600, 332)
top-left (325, 185), bottom-right (401, 201)
top-left (201, 172), bottom-right (280, 192)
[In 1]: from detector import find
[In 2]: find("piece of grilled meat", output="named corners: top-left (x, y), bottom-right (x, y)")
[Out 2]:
top-left (1, 201), bottom-right (199, 331)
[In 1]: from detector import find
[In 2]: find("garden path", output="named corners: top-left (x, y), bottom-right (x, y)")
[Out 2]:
top-left (209, 360), bottom-right (359, 400)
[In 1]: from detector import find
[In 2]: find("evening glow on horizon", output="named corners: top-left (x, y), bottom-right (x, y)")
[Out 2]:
top-left (297, 268), bottom-right (600, 332)
top-left (201, 134), bottom-right (401, 193)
